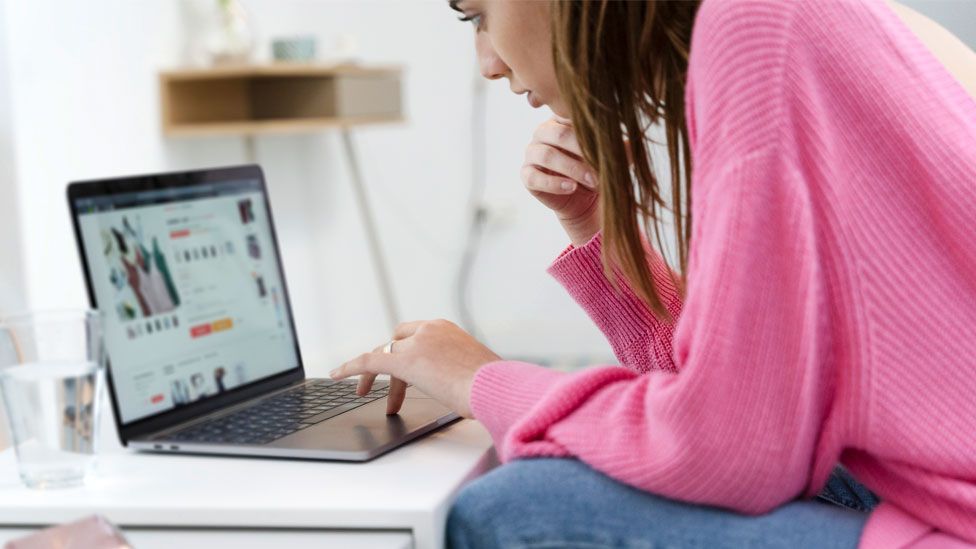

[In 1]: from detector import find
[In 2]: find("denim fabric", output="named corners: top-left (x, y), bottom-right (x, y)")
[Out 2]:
top-left (447, 458), bottom-right (871, 549)
top-left (815, 465), bottom-right (880, 513)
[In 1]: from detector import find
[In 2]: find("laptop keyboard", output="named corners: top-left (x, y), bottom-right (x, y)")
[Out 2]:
top-left (162, 379), bottom-right (389, 446)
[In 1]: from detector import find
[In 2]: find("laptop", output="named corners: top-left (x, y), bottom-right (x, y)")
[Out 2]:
top-left (67, 164), bottom-right (458, 461)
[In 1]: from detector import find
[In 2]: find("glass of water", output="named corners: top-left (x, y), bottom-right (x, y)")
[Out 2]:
top-left (0, 310), bottom-right (105, 489)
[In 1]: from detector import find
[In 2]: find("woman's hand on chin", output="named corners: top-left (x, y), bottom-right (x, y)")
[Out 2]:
top-left (330, 319), bottom-right (501, 419)
top-left (522, 117), bottom-right (601, 247)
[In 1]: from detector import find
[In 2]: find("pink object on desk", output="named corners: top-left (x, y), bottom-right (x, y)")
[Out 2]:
top-left (5, 515), bottom-right (130, 549)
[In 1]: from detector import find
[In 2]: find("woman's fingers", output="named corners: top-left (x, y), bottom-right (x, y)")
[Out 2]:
top-left (356, 373), bottom-right (377, 396)
top-left (331, 352), bottom-right (398, 380)
top-left (551, 115), bottom-right (572, 126)
top-left (386, 377), bottom-right (408, 415)
top-left (521, 165), bottom-right (577, 194)
top-left (351, 341), bottom-right (390, 394)
top-left (524, 143), bottom-right (596, 190)
top-left (393, 320), bottom-right (425, 340)
top-left (533, 118), bottom-right (583, 157)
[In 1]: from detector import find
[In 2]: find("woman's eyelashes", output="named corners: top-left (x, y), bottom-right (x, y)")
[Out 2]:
top-left (458, 13), bottom-right (484, 31)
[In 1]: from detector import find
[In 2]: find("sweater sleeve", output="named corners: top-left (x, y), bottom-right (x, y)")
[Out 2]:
top-left (471, 149), bottom-right (832, 513)
top-left (546, 232), bottom-right (683, 374)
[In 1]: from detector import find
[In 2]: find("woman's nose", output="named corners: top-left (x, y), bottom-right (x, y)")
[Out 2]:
top-left (480, 59), bottom-right (505, 80)
top-left (475, 34), bottom-right (507, 80)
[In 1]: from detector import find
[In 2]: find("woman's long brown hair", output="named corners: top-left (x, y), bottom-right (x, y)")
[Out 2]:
top-left (552, 0), bottom-right (700, 320)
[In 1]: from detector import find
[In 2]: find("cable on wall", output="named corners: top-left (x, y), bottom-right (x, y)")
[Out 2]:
top-left (455, 63), bottom-right (489, 341)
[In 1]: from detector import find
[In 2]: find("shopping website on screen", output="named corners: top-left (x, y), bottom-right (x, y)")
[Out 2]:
top-left (77, 180), bottom-right (299, 423)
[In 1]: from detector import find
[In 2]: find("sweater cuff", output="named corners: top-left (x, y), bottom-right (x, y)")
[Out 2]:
top-left (546, 232), bottom-right (654, 346)
top-left (469, 360), bottom-right (565, 455)
top-left (552, 231), bottom-right (602, 263)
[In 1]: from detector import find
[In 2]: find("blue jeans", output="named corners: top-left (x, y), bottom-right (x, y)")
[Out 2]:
top-left (447, 458), bottom-right (878, 548)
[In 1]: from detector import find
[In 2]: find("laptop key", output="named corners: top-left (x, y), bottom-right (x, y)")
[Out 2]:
top-left (302, 402), bottom-right (362, 425)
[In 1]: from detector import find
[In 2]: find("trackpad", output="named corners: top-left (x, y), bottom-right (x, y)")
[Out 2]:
top-left (268, 387), bottom-right (452, 453)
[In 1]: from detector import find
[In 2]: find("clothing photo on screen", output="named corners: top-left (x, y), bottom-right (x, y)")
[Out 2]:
top-left (101, 216), bottom-right (181, 319)
top-left (238, 198), bottom-right (255, 224)
top-left (254, 273), bottom-right (267, 298)
top-left (171, 379), bottom-right (190, 406)
top-left (189, 373), bottom-right (211, 401)
top-left (246, 234), bottom-right (261, 260)
top-left (214, 367), bottom-right (227, 393)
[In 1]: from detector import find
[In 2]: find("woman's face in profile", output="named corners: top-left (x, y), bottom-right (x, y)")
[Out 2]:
top-left (452, 0), bottom-right (566, 116)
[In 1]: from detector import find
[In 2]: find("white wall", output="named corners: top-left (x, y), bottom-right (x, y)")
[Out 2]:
top-left (0, 0), bottom-right (24, 316)
top-left (0, 0), bottom-right (614, 375)
top-left (901, 0), bottom-right (976, 48)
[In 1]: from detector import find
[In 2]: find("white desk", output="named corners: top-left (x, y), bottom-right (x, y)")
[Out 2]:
top-left (0, 393), bottom-right (496, 549)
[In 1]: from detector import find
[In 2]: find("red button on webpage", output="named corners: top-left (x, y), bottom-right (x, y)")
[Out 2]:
top-left (190, 323), bottom-right (212, 338)
top-left (151, 394), bottom-right (164, 404)
top-left (170, 229), bottom-right (190, 239)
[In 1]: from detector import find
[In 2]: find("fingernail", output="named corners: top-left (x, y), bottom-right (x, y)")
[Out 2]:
top-left (329, 369), bottom-right (339, 378)
top-left (560, 181), bottom-right (574, 191)
top-left (584, 173), bottom-right (596, 188)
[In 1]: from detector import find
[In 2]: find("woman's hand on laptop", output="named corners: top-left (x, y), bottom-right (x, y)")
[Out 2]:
top-left (329, 319), bottom-right (500, 418)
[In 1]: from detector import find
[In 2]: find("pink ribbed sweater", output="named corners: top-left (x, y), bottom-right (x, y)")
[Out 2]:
top-left (469, 1), bottom-right (976, 547)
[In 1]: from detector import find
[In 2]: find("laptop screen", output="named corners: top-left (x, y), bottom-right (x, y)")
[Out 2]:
top-left (73, 177), bottom-right (300, 424)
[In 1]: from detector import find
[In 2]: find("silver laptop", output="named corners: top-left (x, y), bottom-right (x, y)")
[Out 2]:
top-left (67, 164), bottom-right (458, 461)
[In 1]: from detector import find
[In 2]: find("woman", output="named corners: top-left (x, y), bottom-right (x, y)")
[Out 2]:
top-left (331, 0), bottom-right (976, 546)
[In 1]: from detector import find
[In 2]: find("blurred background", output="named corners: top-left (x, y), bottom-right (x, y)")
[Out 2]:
top-left (0, 0), bottom-right (626, 379)
top-left (0, 0), bottom-right (974, 383)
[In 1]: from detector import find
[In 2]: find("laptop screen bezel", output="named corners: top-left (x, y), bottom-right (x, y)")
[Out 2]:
top-left (67, 164), bottom-right (306, 445)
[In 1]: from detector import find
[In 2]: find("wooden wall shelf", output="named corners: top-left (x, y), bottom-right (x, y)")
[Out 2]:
top-left (160, 64), bottom-right (403, 137)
